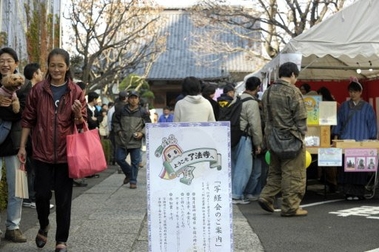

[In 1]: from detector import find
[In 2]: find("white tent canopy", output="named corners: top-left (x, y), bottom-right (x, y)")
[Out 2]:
top-left (258, 0), bottom-right (379, 81)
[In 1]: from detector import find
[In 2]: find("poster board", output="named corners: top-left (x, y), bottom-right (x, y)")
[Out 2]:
top-left (344, 148), bottom-right (377, 172)
top-left (146, 122), bottom-right (233, 252)
top-left (318, 148), bottom-right (343, 166)
top-left (303, 95), bottom-right (322, 125)
top-left (319, 101), bottom-right (337, 125)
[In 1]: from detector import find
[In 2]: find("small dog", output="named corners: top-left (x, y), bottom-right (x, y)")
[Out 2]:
top-left (0, 73), bottom-right (25, 113)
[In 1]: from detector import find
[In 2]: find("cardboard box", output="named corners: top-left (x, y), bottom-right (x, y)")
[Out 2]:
top-left (305, 126), bottom-right (331, 147)
top-left (334, 141), bottom-right (379, 149)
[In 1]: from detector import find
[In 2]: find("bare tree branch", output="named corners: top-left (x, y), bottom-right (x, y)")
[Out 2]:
top-left (65, 0), bottom-right (167, 94)
top-left (192, 0), bottom-right (351, 63)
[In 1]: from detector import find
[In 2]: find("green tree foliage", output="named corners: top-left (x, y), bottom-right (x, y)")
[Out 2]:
top-left (0, 166), bottom-right (8, 211)
top-left (24, 0), bottom-right (60, 72)
top-left (119, 74), bottom-right (155, 108)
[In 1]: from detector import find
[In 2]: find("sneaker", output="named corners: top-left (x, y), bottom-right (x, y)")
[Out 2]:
top-left (245, 194), bottom-right (259, 201)
top-left (23, 201), bottom-right (32, 208)
top-left (281, 208), bottom-right (308, 217)
top-left (24, 202), bottom-right (53, 209)
top-left (73, 180), bottom-right (88, 187)
top-left (258, 197), bottom-right (275, 213)
top-left (232, 198), bottom-right (250, 205)
top-left (130, 183), bottom-right (137, 189)
top-left (23, 201), bottom-right (36, 208)
top-left (4, 229), bottom-right (27, 243)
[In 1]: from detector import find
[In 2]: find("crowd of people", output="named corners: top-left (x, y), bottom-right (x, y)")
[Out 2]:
top-left (0, 44), bottom-right (378, 250)
top-left (0, 46), bottom-right (149, 251)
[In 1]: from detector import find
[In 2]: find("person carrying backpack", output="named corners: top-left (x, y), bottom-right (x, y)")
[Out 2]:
top-left (229, 77), bottom-right (263, 204)
top-left (217, 84), bottom-right (235, 108)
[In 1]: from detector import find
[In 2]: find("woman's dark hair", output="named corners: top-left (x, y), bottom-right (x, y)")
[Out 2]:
top-left (202, 84), bottom-right (216, 97)
top-left (300, 83), bottom-right (311, 93)
top-left (279, 62), bottom-right (299, 78)
top-left (46, 48), bottom-right (73, 81)
top-left (182, 76), bottom-right (201, 96)
top-left (317, 87), bottom-right (335, 101)
top-left (0, 47), bottom-right (19, 62)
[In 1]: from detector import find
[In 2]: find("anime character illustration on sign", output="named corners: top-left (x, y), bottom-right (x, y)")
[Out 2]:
top-left (155, 134), bottom-right (222, 185)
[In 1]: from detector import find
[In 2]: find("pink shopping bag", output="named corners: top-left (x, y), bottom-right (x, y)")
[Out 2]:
top-left (66, 122), bottom-right (107, 179)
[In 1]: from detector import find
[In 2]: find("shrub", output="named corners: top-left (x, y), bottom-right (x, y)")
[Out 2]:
top-left (101, 139), bottom-right (112, 164)
top-left (0, 164), bottom-right (8, 210)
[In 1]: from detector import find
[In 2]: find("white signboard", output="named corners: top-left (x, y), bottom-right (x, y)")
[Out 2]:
top-left (146, 122), bottom-right (233, 252)
top-left (318, 148), bottom-right (343, 166)
top-left (319, 101), bottom-right (337, 125)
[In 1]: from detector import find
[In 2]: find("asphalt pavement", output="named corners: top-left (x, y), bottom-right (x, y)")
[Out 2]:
top-left (239, 182), bottom-right (379, 252)
top-left (0, 163), bottom-right (263, 252)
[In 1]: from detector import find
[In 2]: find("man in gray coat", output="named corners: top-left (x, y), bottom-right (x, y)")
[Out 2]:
top-left (112, 90), bottom-right (151, 189)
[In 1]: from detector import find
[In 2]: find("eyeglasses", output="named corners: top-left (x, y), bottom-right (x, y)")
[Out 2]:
top-left (0, 59), bottom-right (16, 65)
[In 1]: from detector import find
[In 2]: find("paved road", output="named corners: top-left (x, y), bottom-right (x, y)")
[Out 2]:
top-left (0, 165), bottom-right (119, 245)
top-left (1, 163), bottom-right (262, 252)
top-left (3, 162), bottom-right (378, 252)
top-left (239, 183), bottom-right (379, 252)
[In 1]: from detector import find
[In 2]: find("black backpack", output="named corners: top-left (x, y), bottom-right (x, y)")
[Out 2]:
top-left (218, 96), bottom-right (253, 147)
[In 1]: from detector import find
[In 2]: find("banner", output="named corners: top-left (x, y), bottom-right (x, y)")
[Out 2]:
top-left (146, 122), bottom-right (233, 252)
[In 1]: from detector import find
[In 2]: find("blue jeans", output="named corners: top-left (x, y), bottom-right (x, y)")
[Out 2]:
top-left (115, 146), bottom-right (141, 184)
top-left (244, 155), bottom-right (263, 196)
top-left (231, 136), bottom-right (253, 199)
top-left (0, 155), bottom-right (23, 230)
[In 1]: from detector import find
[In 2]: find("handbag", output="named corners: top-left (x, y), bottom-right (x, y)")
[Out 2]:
top-left (66, 122), bottom-right (107, 179)
top-left (266, 84), bottom-right (302, 159)
top-left (268, 127), bottom-right (302, 159)
top-left (15, 163), bottom-right (29, 199)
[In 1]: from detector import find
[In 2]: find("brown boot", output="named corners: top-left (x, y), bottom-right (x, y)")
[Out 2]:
top-left (281, 208), bottom-right (308, 217)
top-left (5, 229), bottom-right (27, 243)
top-left (258, 197), bottom-right (274, 213)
